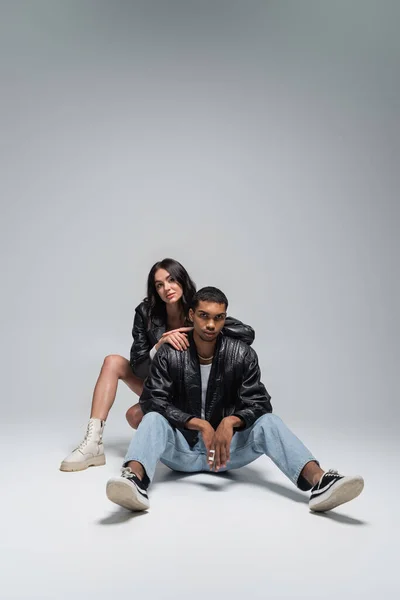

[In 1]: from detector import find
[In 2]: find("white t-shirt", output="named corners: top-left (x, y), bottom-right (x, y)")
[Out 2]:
top-left (200, 363), bottom-right (212, 420)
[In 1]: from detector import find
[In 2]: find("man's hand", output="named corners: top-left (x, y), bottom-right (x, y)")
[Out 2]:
top-left (200, 423), bottom-right (216, 458)
top-left (186, 416), bottom-right (244, 471)
top-left (212, 418), bottom-right (234, 471)
top-left (185, 418), bottom-right (215, 466)
top-left (156, 327), bottom-right (193, 351)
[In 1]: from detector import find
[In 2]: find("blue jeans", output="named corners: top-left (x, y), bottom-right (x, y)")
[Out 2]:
top-left (124, 412), bottom-right (318, 491)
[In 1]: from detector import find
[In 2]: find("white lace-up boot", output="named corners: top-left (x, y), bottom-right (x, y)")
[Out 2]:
top-left (60, 418), bottom-right (105, 472)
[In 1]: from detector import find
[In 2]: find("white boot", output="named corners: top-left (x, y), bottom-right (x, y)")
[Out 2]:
top-left (60, 418), bottom-right (106, 472)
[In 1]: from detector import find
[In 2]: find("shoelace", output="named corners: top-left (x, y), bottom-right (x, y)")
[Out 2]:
top-left (121, 467), bottom-right (150, 489)
top-left (314, 469), bottom-right (341, 490)
top-left (325, 469), bottom-right (340, 478)
top-left (121, 467), bottom-right (135, 479)
top-left (76, 421), bottom-right (95, 451)
top-left (317, 469), bottom-right (341, 488)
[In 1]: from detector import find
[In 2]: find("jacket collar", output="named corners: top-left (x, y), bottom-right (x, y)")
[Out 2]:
top-left (187, 330), bottom-right (223, 363)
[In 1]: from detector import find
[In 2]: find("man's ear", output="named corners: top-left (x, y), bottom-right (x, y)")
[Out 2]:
top-left (188, 308), bottom-right (194, 322)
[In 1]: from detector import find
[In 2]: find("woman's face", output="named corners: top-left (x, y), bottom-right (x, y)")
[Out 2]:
top-left (154, 268), bottom-right (183, 305)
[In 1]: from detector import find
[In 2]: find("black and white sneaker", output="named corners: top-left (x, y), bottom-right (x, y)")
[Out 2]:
top-left (106, 467), bottom-right (150, 511)
top-left (309, 469), bottom-right (364, 512)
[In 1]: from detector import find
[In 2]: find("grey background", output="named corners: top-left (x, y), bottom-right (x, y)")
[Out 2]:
top-left (1, 2), bottom-right (399, 599)
top-left (1, 0), bottom-right (399, 431)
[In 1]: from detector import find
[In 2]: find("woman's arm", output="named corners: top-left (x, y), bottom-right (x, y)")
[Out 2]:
top-left (129, 306), bottom-right (152, 380)
top-left (222, 316), bottom-right (255, 346)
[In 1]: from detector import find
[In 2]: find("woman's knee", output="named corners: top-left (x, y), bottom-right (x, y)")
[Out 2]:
top-left (102, 354), bottom-right (127, 375)
top-left (125, 404), bottom-right (144, 429)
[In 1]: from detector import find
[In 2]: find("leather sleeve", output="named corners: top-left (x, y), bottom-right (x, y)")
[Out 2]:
top-left (139, 347), bottom-right (196, 428)
top-left (129, 307), bottom-right (151, 380)
top-left (233, 346), bottom-right (272, 429)
top-left (222, 316), bottom-right (255, 346)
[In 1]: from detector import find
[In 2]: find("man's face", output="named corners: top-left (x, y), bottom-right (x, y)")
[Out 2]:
top-left (189, 301), bottom-right (227, 342)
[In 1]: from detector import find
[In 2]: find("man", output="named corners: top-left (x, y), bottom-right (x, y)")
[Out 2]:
top-left (106, 287), bottom-right (364, 513)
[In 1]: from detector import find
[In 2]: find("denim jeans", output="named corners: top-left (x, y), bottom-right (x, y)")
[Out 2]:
top-left (124, 412), bottom-right (318, 491)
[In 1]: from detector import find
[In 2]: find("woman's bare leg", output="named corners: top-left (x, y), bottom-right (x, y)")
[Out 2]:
top-left (60, 355), bottom-right (143, 472)
top-left (90, 355), bottom-right (143, 420)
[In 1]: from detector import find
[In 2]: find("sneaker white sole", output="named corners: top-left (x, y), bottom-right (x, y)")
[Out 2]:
top-left (60, 454), bottom-right (106, 472)
top-left (309, 475), bottom-right (364, 512)
top-left (106, 478), bottom-right (150, 511)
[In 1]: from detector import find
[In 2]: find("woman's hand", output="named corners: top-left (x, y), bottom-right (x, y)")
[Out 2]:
top-left (155, 327), bottom-right (193, 351)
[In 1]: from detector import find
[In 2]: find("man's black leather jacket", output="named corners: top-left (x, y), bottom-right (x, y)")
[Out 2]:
top-left (139, 331), bottom-right (272, 447)
top-left (130, 301), bottom-right (255, 380)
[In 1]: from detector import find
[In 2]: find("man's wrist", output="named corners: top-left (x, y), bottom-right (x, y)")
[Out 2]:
top-left (222, 415), bottom-right (244, 429)
top-left (185, 417), bottom-right (211, 432)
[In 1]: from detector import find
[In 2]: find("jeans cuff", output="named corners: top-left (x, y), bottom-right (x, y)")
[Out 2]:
top-left (295, 458), bottom-right (319, 491)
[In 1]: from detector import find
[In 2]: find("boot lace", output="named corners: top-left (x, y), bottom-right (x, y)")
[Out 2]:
top-left (76, 420), bottom-right (95, 451)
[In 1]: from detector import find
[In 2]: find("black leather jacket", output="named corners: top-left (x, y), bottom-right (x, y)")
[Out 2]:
top-left (130, 301), bottom-right (256, 380)
top-left (140, 332), bottom-right (272, 447)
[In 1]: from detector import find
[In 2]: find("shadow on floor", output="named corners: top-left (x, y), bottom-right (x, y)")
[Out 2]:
top-left (104, 439), bottom-right (132, 459)
top-left (97, 509), bottom-right (148, 526)
top-left (153, 465), bottom-right (369, 525)
top-left (309, 511), bottom-right (368, 526)
top-left (153, 464), bottom-right (308, 504)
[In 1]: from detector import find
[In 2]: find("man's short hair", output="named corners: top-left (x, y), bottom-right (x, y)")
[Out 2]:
top-left (192, 287), bottom-right (229, 310)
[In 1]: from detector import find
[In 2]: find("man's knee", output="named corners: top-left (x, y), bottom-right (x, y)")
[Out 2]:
top-left (257, 413), bottom-right (281, 430)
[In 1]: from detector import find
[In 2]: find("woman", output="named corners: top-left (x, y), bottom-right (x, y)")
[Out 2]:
top-left (60, 258), bottom-right (254, 472)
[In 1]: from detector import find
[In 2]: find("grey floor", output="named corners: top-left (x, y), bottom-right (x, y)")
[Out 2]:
top-left (2, 415), bottom-right (398, 600)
